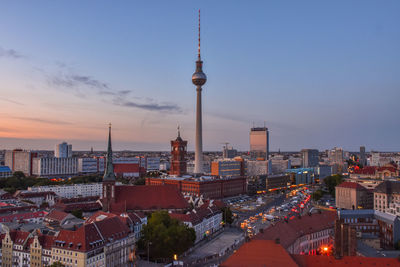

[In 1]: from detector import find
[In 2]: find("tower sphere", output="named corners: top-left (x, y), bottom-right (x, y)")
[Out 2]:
top-left (192, 71), bottom-right (207, 86)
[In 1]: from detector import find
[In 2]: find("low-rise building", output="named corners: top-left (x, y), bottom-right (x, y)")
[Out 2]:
top-left (265, 174), bottom-right (290, 191)
top-left (335, 182), bottom-right (373, 210)
top-left (170, 200), bottom-right (222, 243)
top-left (373, 180), bottom-right (400, 215)
top-left (285, 168), bottom-right (315, 185)
top-left (337, 209), bottom-right (400, 249)
top-left (0, 166), bottom-right (12, 178)
top-left (28, 183), bottom-right (104, 198)
top-left (146, 176), bottom-right (247, 199)
top-left (254, 211), bottom-right (336, 255)
top-left (14, 191), bottom-right (57, 207)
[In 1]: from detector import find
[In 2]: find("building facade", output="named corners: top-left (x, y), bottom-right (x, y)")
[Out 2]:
top-left (170, 130), bottom-right (187, 176)
top-left (4, 149), bottom-right (38, 176)
top-left (32, 157), bottom-right (78, 178)
top-left (146, 176), bottom-right (247, 199)
top-left (374, 180), bottom-right (400, 215)
top-left (55, 142), bottom-right (72, 158)
top-left (28, 183), bottom-right (104, 198)
top-left (301, 149), bottom-right (319, 168)
top-left (211, 160), bottom-right (242, 177)
top-left (250, 127), bottom-right (269, 160)
top-left (335, 182), bottom-right (373, 210)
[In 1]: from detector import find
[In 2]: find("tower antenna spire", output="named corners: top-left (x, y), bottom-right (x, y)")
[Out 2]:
top-left (198, 9), bottom-right (201, 60)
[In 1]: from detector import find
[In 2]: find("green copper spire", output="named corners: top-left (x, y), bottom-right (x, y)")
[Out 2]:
top-left (103, 123), bottom-right (116, 181)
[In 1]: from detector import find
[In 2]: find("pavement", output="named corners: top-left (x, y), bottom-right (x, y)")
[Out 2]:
top-left (181, 227), bottom-right (244, 266)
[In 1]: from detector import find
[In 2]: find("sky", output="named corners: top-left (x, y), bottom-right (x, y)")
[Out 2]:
top-left (0, 1), bottom-right (399, 152)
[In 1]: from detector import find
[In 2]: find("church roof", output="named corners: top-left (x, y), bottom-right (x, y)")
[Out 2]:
top-left (109, 185), bottom-right (189, 212)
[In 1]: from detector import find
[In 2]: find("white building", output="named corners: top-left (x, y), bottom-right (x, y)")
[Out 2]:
top-left (28, 183), bottom-right (104, 198)
top-left (32, 157), bottom-right (78, 178)
top-left (55, 142), bottom-right (72, 158)
top-left (78, 157), bottom-right (106, 174)
top-left (170, 200), bottom-right (222, 244)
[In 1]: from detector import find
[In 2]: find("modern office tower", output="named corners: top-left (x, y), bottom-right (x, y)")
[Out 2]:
top-left (4, 149), bottom-right (38, 176)
top-left (250, 127), bottom-right (269, 160)
top-left (170, 128), bottom-right (187, 176)
top-left (192, 10), bottom-right (207, 174)
top-left (360, 146), bottom-right (366, 166)
top-left (328, 147), bottom-right (344, 165)
top-left (55, 142), bottom-right (72, 158)
top-left (222, 145), bottom-right (237, 159)
top-left (301, 149), bottom-right (319, 167)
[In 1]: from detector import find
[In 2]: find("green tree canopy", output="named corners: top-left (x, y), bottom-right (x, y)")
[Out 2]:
top-left (221, 206), bottom-right (234, 224)
top-left (138, 211), bottom-right (195, 261)
top-left (323, 174), bottom-right (343, 196)
top-left (50, 262), bottom-right (65, 267)
top-left (71, 209), bottom-right (83, 219)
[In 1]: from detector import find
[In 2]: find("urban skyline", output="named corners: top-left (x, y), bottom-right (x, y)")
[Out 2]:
top-left (1, 1), bottom-right (400, 152)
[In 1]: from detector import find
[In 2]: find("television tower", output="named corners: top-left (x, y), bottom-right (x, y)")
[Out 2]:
top-left (192, 9), bottom-right (207, 174)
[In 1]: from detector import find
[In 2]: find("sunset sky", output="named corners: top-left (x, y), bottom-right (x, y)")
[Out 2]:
top-left (0, 1), bottom-right (399, 151)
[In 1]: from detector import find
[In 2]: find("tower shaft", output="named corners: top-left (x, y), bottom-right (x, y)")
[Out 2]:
top-left (194, 87), bottom-right (203, 174)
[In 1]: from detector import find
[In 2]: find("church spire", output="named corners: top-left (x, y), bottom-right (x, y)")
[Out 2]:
top-left (103, 123), bottom-right (116, 181)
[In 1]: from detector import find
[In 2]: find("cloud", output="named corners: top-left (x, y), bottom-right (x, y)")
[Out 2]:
top-left (113, 97), bottom-right (182, 113)
top-left (49, 74), bottom-right (109, 90)
top-left (11, 116), bottom-right (72, 125)
top-left (0, 97), bottom-right (24, 106)
top-left (0, 47), bottom-right (24, 59)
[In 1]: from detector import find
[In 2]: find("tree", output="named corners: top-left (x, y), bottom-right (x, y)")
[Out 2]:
top-left (134, 177), bottom-right (146, 185)
top-left (323, 174), bottom-right (343, 196)
top-left (221, 206), bottom-right (234, 224)
top-left (312, 190), bottom-right (323, 201)
top-left (138, 211), bottom-right (195, 261)
top-left (71, 209), bottom-right (83, 219)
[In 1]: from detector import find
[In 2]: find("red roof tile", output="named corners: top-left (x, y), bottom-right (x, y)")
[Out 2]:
top-left (336, 182), bottom-right (367, 190)
top-left (292, 255), bottom-right (400, 267)
top-left (46, 209), bottom-right (69, 222)
top-left (55, 216), bottom-right (130, 252)
top-left (221, 240), bottom-right (299, 267)
top-left (113, 163), bottom-right (140, 173)
top-left (254, 211), bottom-right (336, 249)
top-left (109, 185), bottom-right (189, 212)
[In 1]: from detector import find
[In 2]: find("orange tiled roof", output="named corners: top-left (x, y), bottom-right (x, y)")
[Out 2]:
top-left (292, 255), bottom-right (400, 267)
top-left (254, 211), bottom-right (336, 248)
top-left (221, 240), bottom-right (299, 267)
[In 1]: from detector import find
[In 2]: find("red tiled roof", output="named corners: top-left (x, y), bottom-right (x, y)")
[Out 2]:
top-left (54, 216), bottom-right (130, 252)
top-left (0, 210), bottom-right (47, 223)
top-left (46, 209), bottom-right (69, 222)
top-left (353, 166), bottom-right (376, 175)
top-left (58, 196), bottom-right (99, 204)
top-left (109, 185), bottom-right (189, 212)
top-left (15, 191), bottom-right (56, 198)
top-left (353, 166), bottom-right (397, 175)
top-left (55, 202), bottom-right (102, 213)
top-left (336, 182), bottom-right (367, 190)
top-left (254, 211), bottom-right (336, 249)
top-left (170, 203), bottom-right (221, 225)
top-left (113, 163), bottom-right (140, 173)
top-left (221, 240), bottom-right (299, 267)
top-left (292, 255), bottom-right (400, 267)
